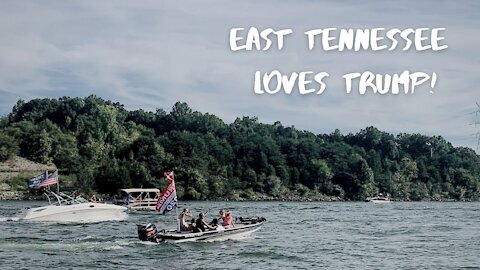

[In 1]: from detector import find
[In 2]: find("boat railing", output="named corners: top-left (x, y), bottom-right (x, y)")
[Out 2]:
top-left (44, 190), bottom-right (87, 206)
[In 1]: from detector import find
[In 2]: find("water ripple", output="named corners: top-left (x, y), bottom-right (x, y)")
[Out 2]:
top-left (0, 201), bottom-right (479, 269)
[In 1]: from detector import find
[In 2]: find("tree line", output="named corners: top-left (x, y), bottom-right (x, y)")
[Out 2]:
top-left (0, 96), bottom-right (479, 201)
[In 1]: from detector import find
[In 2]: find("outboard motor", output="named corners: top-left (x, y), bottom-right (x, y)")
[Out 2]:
top-left (237, 217), bottom-right (267, 224)
top-left (137, 223), bottom-right (158, 241)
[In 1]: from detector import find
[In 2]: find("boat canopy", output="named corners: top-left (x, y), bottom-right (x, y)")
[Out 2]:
top-left (120, 188), bottom-right (160, 193)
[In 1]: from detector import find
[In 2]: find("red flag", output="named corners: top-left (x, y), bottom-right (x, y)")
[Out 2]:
top-left (155, 171), bottom-right (177, 214)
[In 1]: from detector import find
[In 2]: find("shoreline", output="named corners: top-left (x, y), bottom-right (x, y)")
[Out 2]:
top-left (0, 190), bottom-right (476, 202)
top-left (0, 191), bottom-right (44, 201)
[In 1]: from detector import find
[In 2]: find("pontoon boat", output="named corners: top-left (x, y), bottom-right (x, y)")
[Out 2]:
top-left (113, 188), bottom-right (160, 211)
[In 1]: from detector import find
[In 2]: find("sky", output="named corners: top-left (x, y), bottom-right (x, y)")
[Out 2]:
top-left (0, 1), bottom-right (479, 151)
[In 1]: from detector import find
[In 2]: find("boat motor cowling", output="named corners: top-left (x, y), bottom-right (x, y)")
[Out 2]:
top-left (137, 223), bottom-right (158, 241)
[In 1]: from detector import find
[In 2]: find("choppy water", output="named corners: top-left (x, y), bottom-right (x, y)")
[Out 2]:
top-left (0, 201), bottom-right (479, 270)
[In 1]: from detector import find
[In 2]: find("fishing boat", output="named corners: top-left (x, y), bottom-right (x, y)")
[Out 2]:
top-left (137, 217), bottom-right (266, 243)
top-left (113, 188), bottom-right (160, 211)
top-left (22, 170), bottom-right (127, 223)
top-left (137, 171), bottom-right (265, 243)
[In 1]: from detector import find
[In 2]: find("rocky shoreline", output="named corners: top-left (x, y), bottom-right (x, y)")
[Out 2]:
top-left (0, 156), bottom-right (57, 200)
top-left (0, 191), bottom-right (339, 201)
top-left (0, 190), bottom-right (24, 200)
top-left (0, 190), bottom-right (45, 200)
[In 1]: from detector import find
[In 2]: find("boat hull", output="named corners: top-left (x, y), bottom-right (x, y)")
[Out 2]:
top-left (370, 199), bottom-right (391, 203)
top-left (23, 203), bottom-right (128, 223)
top-left (165, 223), bottom-right (263, 243)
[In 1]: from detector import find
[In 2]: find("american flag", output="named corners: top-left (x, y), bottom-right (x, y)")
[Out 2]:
top-left (36, 170), bottom-right (59, 189)
top-left (155, 171), bottom-right (177, 214)
top-left (28, 172), bottom-right (47, 189)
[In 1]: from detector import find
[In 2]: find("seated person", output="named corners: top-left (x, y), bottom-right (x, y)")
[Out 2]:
top-left (218, 209), bottom-right (226, 221)
top-left (218, 209), bottom-right (234, 227)
top-left (210, 218), bottom-right (219, 226)
top-left (222, 210), bottom-right (234, 228)
top-left (188, 218), bottom-right (196, 231)
top-left (194, 212), bottom-right (216, 232)
top-left (178, 208), bottom-right (192, 231)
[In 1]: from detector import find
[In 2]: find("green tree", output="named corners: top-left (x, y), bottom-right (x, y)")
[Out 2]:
top-left (2, 96), bottom-right (480, 201)
top-left (0, 132), bottom-right (19, 161)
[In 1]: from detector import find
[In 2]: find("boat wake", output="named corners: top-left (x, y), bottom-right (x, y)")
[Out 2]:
top-left (0, 235), bottom-right (135, 251)
top-left (0, 216), bottom-right (21, 222)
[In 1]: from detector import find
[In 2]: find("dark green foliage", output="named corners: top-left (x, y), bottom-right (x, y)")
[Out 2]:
top-left (0, 130), bottom-right (19, 161)
top-left (3, 97), bottom-right (480, 201)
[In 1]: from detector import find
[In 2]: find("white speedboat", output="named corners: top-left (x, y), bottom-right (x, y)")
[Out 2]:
top-left (137, 217), bottom-right (266, 243)
top-left (22, 191), bottom-right (128, 223)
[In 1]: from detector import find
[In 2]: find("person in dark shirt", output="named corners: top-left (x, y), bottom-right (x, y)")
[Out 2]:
top-left (194, 212), bottom-right (216, 232)
top-left (188, 218), bottom-right (196, 231)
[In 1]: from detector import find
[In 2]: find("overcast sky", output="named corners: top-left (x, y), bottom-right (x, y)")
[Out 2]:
top-left (0, 1), bottom-right (479, 151)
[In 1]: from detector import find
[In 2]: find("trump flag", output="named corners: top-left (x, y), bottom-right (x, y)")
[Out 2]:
top-left (155, 171), bottom-right (177, 214)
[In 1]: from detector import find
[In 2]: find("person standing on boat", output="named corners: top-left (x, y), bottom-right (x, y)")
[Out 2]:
top-left (179, 208), bottom-right (192, 231)
top-left (194, 212), bottom-right (216, 232)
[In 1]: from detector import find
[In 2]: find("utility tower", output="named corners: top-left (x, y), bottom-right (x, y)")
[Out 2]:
top-left (476, 102), bottom-right (480, 151)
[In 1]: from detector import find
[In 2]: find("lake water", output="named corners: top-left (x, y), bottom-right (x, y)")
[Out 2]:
top-left (0, 201), bottom-right (479, 270)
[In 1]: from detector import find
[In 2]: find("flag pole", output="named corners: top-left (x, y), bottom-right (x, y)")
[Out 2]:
top-left (175, 203), bottom-right (180, 232)
top-left (45, 170), bottom-right (49, 192)
top-left (172, 171), bottom-right (181, 232)
top-left (56, 170), bottom-right (60, 194)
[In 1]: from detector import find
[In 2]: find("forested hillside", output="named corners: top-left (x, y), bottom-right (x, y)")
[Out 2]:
top-left (0, 96), bottom-right (479, 201)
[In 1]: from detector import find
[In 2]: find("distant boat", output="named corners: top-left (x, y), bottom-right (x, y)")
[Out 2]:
top-left (365, 195), bottom-right (391, 203)
top-left (22, 190), bottom-right (128, 223)
top-left (113, 188), bottom-right (160, 211)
